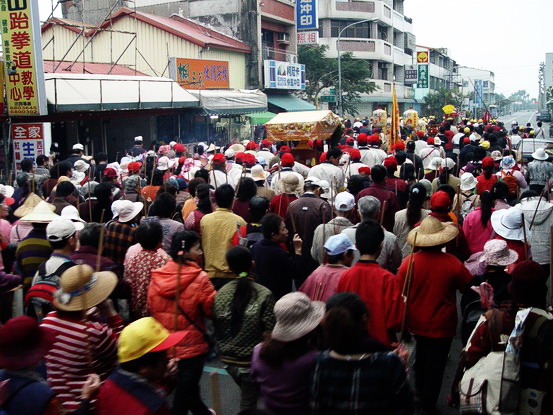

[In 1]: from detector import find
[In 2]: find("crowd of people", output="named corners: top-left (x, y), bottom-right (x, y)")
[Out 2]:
top-left (0, 119), bottom-right (552, 415)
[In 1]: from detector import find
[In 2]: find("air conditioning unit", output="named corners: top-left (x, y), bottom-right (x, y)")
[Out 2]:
top-left (276, 32), bottom-right (290, 44)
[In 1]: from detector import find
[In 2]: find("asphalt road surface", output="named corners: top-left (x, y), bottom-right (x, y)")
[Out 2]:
top-left (499, 110), bottom-right (551, 137)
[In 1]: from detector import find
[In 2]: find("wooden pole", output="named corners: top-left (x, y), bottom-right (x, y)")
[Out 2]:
top-left (529, 185), bottom-right (548, 230)
top-left (379, 200), bottom-right (387, 226)
top-left (400, 232), bottom-right (417, 340)
top-left (209, 372), bottom-right (222, 415)
top-left (521, 212), bottom-right (529, 261)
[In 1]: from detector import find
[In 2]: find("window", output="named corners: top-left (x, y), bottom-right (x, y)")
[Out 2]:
top-left (483, 81), bottom-right (489, 88)
top-left (378, 62), bottom-right (388, 80)
top-left (462, 81), bottom-right (469, 88)
top-left (330, 20), bottom-right (371, 38)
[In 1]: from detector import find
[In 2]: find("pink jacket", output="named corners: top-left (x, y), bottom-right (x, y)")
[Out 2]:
top-left (462, 207), bottom-right (495, 255)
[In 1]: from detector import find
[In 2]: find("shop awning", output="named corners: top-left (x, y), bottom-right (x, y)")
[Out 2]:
top-left (188, 89), bottom-right (267, 115)
top-left (267, 93), bottom-right (316, 112)
top-left (246, 111), bottom-right (276, 124)
top-left (44, 73), bottom-right (199, 112)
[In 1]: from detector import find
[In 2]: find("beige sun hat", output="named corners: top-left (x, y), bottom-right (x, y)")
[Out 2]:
top-left (229, 144), bottom-right (246, 153)
top-left (251, 165), bottom-right (268, 181)
top-left (53, 264), bottom-right (117, 312)
top-left (407, 216), bottom-right (458, 247)
top-left (14, 193), bottom-right (52, 218)
top-left (271, 292), bottom-right (325, 342)
top-left (20, 200), bottom-right (60, 223)
top-left (279, 174), bottom-right (301, 194)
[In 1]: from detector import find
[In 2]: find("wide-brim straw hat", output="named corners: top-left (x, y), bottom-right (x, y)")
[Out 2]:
top-left (479, 239), bottom-right (518, 267)
top-left (229, 144), bottom-right (246, 153)
top-left (407, 216), bottom-right (458, 247)
top-left (20, 200), bottom-right (59, 223)
top-left (532, 148), bottom-right (549, 161)
top-left (14, 193), bottom-right (52, 218)
top-left (54, 264), bottom-right (117, 312)
top-left (271, 292), bottom-right (325, 342)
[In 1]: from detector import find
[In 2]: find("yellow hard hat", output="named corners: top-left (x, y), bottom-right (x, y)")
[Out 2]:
top-left (530, 130), bottom-right (535, 135)
top-left (464, 127), bottom-right (470, 134)
top-left (118, 317), bottom-right (186, 363)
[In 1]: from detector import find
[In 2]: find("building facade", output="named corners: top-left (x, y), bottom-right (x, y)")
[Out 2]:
top-left (316, 0), bottom-right (417, 115)
top-left (458, 66), bottom-right (496, 115)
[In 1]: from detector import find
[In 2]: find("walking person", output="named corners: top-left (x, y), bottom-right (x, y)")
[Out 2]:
top-left (148, 231), bottom-right (217, 415)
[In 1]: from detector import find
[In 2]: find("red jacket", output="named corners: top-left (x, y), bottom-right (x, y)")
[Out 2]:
top-left (395, 250), bottom-right (472, 338)
top-left (337, 261), bottom-right (402, 345)
top-left (476, 173), bottom-right (498, 195)
top-left (148, 260), bottom-right (216, 359)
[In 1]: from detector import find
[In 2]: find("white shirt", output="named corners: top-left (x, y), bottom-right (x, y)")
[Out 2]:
top-left (209, 169), bottom-right (235, 188)
top-left (308, 162), bottom-right (345, 194)
top-left (270, 168), bottom-right (304, 194)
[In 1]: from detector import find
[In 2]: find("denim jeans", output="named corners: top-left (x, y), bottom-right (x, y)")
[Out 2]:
top-left (224, 364), bottom-right (259, 411)
top-left (173, 354), bottom-right (211, 415)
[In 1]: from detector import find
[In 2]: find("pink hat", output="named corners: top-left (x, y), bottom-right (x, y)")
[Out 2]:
top-left (479, 239), bottom-right (518, 267)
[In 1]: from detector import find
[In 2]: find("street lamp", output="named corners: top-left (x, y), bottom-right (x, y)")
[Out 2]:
top-left (337, 18), bottom-right (377, 116)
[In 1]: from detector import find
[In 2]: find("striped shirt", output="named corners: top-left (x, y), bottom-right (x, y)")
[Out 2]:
top-left (15, 228), bottom-right (53, 286)
top-left (41, 311), bottom-right (123, 413)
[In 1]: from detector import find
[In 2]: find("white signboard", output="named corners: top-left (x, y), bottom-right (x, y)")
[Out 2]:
top-left (297, 30), bottom-right (319, 45)
top-left (264, 60), bottom-right (306, 90)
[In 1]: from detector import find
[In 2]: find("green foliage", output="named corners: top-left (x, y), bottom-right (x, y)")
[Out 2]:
top-left (422, 88), bottom-right (466, 117)
top-left (494, 93), bottom-right (512, 114)
top-left (298, 45), bottom-right (378, 116)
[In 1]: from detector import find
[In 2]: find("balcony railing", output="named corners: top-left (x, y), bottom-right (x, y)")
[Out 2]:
top-left (262, 47), bottom-right (298, 63)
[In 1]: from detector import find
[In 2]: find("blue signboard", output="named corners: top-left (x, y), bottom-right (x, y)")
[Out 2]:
top-left (475, 80), bottom-right (483, 107)
top-left (296, 0), bottom-right (318, 30)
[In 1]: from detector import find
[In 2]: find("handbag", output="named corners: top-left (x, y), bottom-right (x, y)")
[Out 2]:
top-left (177, 303), bottom-right (218, 361)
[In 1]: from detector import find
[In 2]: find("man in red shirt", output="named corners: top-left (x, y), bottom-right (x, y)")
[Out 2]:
top-left (356, 165), bottom-right (399, 231)
top-left (337, 219), bottom-right (402, 346)
top-left (396, 216), bottom-right (472, 414)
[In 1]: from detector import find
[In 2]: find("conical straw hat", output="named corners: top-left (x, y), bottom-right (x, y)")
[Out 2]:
top-left (14, 193), bottom-right (50, 218)
top-left (20, 200), bottom-right (60, 223)
top-left (407, 216), bottom-right (458, 247)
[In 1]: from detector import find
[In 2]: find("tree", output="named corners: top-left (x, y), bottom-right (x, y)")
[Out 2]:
top-left (422, 88), bottom-right (466, 117)
top-left (298, 45), bottom-right (378, 116)
top-left (494, 93), bottom-right (512, 115)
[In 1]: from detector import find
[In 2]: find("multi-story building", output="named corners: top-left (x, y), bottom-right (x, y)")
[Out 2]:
top-left (414, 46), bottom-right (461, 103)
top-left (62, 0), bottom-right (313, 113)
top-left (458, 66), bottom-right (496, 114)
top-left (316, 0), bottom-right (417, 115)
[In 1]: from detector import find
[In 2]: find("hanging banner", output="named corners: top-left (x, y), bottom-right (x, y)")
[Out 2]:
top-left (168, 57), bottom-right (230, 90)
top-left (0, 0), bottom-right (47, 116)
top-left (296, 0), bottom-right (318, 30)
top-left (417, 64), bottom-right (429, 89)
top-left (11, 123), bottom-right (44, 171)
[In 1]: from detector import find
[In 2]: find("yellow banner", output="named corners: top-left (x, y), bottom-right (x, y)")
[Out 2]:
top-left (0, 61), bottom-right (4, 114)
top-left (0, 0), bottom-right (47, 115)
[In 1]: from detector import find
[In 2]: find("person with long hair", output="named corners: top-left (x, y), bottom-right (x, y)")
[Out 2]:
top-left (213, 246), bottom-right (275, 411)
top-left (310, 292), bottom-right (414, 415)
top-left (148, 231), bottom-right (216, 415)
top-left (476, 156), bottom-right (498, 195)
top-left (251, 292), bottom-right (324, 415)
top-left (491, 181), bottom-right (510, 210)
top-left (185, 184), bottom-right (213, 234)
top-left (393, 183), bottom-right (430, 257)
top-left (233, 177), bottom-right (258, 223)
top-left (462, 190), bottom-right (495, 255)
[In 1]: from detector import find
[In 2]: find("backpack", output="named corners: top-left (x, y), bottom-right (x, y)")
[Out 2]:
top-left (24, 260), bottom-right (74, 321)
top-left (499, 171), bottom-right (519, 199)
top-left (459, 193), bottom-right (477, 222)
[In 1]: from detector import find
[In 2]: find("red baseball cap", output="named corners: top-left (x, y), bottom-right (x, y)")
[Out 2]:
top-left (430, 190), bottom-right (451, 210)
top-left (178, 156), bottom-right (186, 164)
top-left (463, 137), bottom-right (471, 144)
top-left (261, 139), bottom-right (272, 148)
top-left (212, 153), bottom-right (226, 164)
top-left (383, 156), bottom-right (398, 169)
top-left (320, 152), bottom-right (327, 163)
top-left (350, 148), bottom-right (361, 161)
top-left (127, 161), bottom-right (142, 173)
top-left (104, 167), bottom-right (118, 178)
top-left (369, 134), bottom-right (380, 144)
top-left (482, 156), bottom-right (495, 169)
top-left (308, 140), bottom-right (314, 148)
top-left (235, 152), bottom-right (245, 162)
top-left (281, 152), bottom-right (295, 167)
top-left (357, 133), bottom-right (368, 144)
top-left (245, 141), bottom-right (258, 151)
top-left (242, 153), bottom-right (257, 166)
top-left (416, 131), bottom-right (425, 138)
top-left (174, 144), bottom-right (185, 153)
top-left (393, 141), bottom-right (405, 151)
top-left (427, 137), bottom-right (435, 145)
top-left (358, 166), bottom-right (371, 175)
top-left (280, 145), bottom-right (291, 153)
top-left (346, 136), bottom-right (354, 145)
top-left (313, 139), bottom-right (324, 150)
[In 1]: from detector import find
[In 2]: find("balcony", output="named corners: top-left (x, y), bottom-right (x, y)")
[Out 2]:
top-left (320, 37), bottom-right (394, 63)
top-left (262, 47), bottom-right (298, 63)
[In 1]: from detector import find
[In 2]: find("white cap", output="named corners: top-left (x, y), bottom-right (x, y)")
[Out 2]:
top-left (117, 200), bottom-right (144, 223)
top-left (224, 148), bottom-right (235, 159)
top-left (305, 176), bottom-right (321, 187)
top-left (157, 156), bottom-right (170, 171)
top-left (169, 141), bottom-right (177, 147)
top-left (72, 143), bottom-right (84, 151)
top-left (433, 137), bottom-right (441, 146)
top-left (46, 218), bottom-right (77, 242)
top-left (134, 136), bottom-right (143, 142)
top-left (441, 158), bottom-right (455, 170)
top-left (324, 234), bottom-right (357, 256)
top-left (334, 191), bottom-right (355, 212)
top-left (60, 205), bottom-right (86, 231)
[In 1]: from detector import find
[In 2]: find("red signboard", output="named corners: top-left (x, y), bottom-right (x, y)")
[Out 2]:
top-left (11, 123), bottom-right (44, 171)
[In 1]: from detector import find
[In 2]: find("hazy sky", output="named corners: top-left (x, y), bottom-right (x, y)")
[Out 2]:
top-left (404, 0), bottom-right (552, 99)
top-left (39, 0), bottom-right (552, 98)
